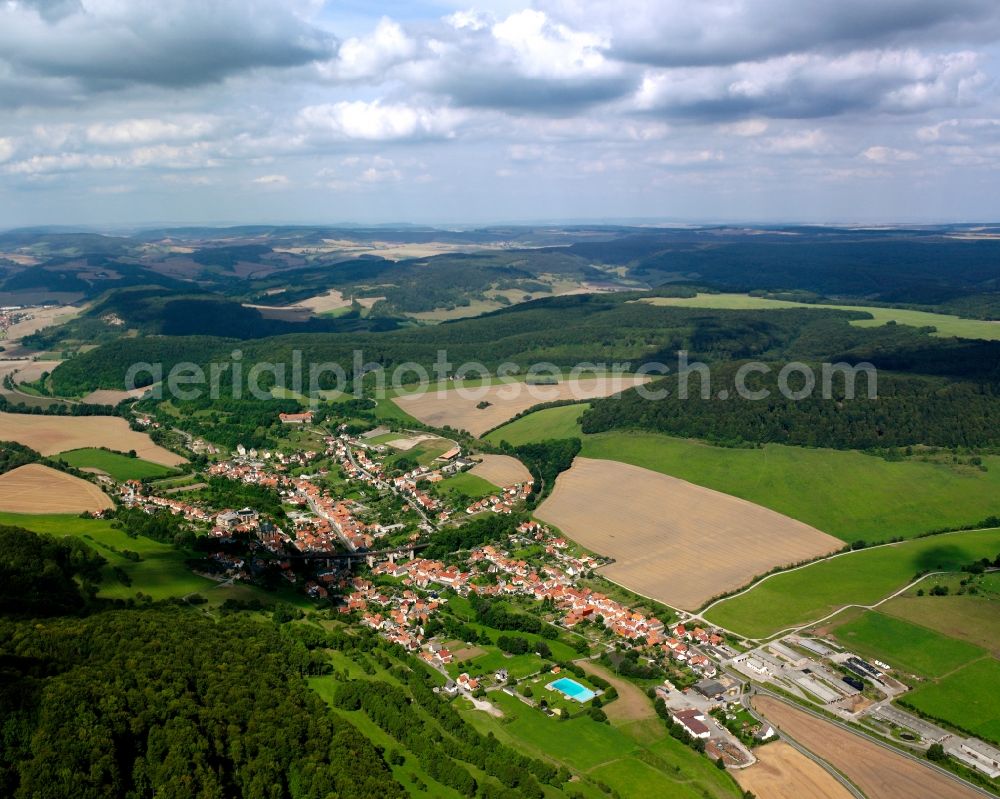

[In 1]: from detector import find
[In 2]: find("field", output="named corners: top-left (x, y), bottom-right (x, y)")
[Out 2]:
top-left (0, 510), bottom-right (306, 607)
top-left (0, 464), bottom-right (113, 513)
top-left (484, 403), bottom-right (591, 446)
top-left (56, 447), bottom-right (179, 481)
top-left (641, 294), bottom-right (1000, 341)
top-left (468, 454), bottom-right (531, 486)
top-left (438, 471), bottom-right (497, 500)
top-left (734, 741), bottom-right (853, 799)
top-left (827, 611), bottom-right (986, 678)
top-left (903, 658), bottom-right (1000, 744)
top-left (882, 590), bottom-right (1000, 656)
top-left (459, 690), bottom-right (741, 799)
top-left (485, 411), bottom-right (1000, 541)
top-left (577, 660), bottom-right (656, 723)
top-left (704, 528), bottom-right (1000, 638)
top-left (751, 696), bottom-right (981, 799)
top-left (392, 376), bottom-right (648, 437)
top-left (536, 457), bottom-right (842, 610)
top-left (0, 411), bottom-right (186, 466)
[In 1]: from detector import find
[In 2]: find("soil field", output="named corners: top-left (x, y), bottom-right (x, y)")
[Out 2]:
top-left (2, 305), bottom-right (78, 343)
top-left (0, 412), bottom-right (186, 466)
top-left (81, 385), bottom-right (156, 405)
top-left (577, 659), bottom-right (656, 723)
top-left (752, 696), bottom-right (981, 799)
top-left (536, 458), bottom-right (842, 610)
top-left (0, 463), bottom-right (113, 513)
top-left (392, 376), bottom-right (649, 437)
top-left (734, 741), bottom-right (852, 799)
top-left (469, 454), bottom-right (531, 487)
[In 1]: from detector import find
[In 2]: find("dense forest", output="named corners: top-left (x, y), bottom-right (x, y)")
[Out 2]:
top-left (46, 292), bottom-right (1000, 449)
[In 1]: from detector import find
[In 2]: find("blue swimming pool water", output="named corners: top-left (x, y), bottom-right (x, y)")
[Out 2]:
top-left (550, 677), bottom-right (596, 702)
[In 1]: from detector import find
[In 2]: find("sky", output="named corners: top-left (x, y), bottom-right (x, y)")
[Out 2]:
top-left (2, 0), bottom-right (1000, 227)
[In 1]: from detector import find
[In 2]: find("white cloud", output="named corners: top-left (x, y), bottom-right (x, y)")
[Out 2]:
top-left (0, 137), bottom-right (15, 163)
top-left (86, 117), bottom-right (217, 146)
top-left (319, 17), bottom-right (416, 81)
top-left (297, 100), bottom-right (461, 141)
top-left (252, 173), bottom-right (289, 185)
top-left (862, 145), bottom-right (919, 162)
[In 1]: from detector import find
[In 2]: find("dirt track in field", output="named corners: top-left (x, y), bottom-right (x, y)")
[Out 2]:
top-left (535, 458), bottom-right (842, 610)
top-left (0, 463), bottom-right (113, 513)
top-left (469, 454), bottom-right (532, 487)
top-left (0, 412), bottom-right (186, 466)
top-left (392, 376), bottom-right (650, 437)
top-left (752, 696), bottom-right (982, 799)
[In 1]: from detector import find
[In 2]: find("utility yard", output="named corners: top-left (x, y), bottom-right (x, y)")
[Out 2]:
top-left (536, 457), bottom-right (842, 610)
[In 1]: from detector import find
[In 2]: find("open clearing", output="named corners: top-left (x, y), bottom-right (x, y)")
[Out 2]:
top-left (827, 611), bottom-right (985, 678)
top-left (486, 411), bottom-right (1000, 541)
top-left (0, 464), bottom-right (113, 513)
top-left (1, 304), bottom-right (79, 343)
top-left (393, 376), bottom-right (649, 437)
top-left (577, 659), bottom-right (656, 723)
top-left (705, 527), bottom-right (1000, 638)
top-left (734, 741), bottom-right (852, 799)
top-left (469, 454), bottom-right (531, 486)
top-left (536, 457), bottom-right (842, 610)
top-left (0, 412), bottom-right (185, 466)
top-left (752, 696), bottom-right (981, 799)
top-left (903, 658), bottom-right (1000, 744)
top-left (56, 448), bottom-right (178, 481)
top-left (385, 433), bottom-right (437, 451)
top-left (882, 593), bottom-right (1000, 657)
top-left (80, 385), bottom-right (153, 405)
top-left (641, 293), bottom-right (1000, 341)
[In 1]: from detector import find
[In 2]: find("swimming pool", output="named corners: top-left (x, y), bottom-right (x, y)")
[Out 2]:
top-left (549, 677), bottom-right (596, 703)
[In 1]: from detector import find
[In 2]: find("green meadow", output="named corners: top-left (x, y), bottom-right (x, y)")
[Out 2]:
top-left (438, 471), bottom-right (497, 499)
top-left (0, 511), bottom-right (296, 607)
top-left (828, 610), bottom-right (986, 678)
top-left (459, 691), bottom-right (741, 799)
top-left (641, 293), bottom-right (1000, 341)
top-left (486, 408), bottom-right (1000, 542)
top-left (902, 658), bottom-right (1000, 745)
top-left (484, 403), bottom-right (592, 445)
top-left (56, 447), bottom-right (179, 481)
top-left (704, 527), bottom-right (1000, 638)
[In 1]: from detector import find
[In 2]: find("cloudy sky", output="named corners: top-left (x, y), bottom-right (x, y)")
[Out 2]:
top-left (2, 0), bottom-right (1000, 226)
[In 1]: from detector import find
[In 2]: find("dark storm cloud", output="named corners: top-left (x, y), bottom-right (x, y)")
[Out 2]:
top-left (0, 0), bottom-right (334, 91)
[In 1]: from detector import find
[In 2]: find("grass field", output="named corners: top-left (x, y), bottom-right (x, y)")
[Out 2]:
top-left (438, 471), bottom-right (497, 500)
top-left (882, 586), bottom-right (1000, 657)
top-left (641, 293), bottom-right (1000, 341)
top-left (0, 511), bottom-right (300, 607)
top-left (57, 447), bottom-right (179, 480)
top-left (484, 403), bottom-right (592, 444)
top-left (704, 528), bottom-right (1000, 638)
top-left (459, 691), bottom-right (741, 799)
top-left (903, 658), bottom-right (1000, 744)
top-left (485, 410), bottom-right (1000, 541)
top-left (827, 610), bottom-right (986, 678)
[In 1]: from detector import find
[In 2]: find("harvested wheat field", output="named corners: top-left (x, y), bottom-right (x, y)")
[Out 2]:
top-left (0, 463), bottom-right (113, 513)
top-left (0, 412), bottom-right (186, 467)
top-left (81, 385), bottom-right (155, 405)
top-left (470, 455), bottom-right (532, 487)
top-left (392, 376), bottom-right (650, 437)
top-left (535, 458), bottom-right (841, 610)
top-left (734, 742), bottom-right (851, 799)
top-left (752, 696), bottom-right (980, 799)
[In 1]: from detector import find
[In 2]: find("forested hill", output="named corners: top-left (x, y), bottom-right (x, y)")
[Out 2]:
top-left (0, 528), bottom-right (405, 799)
